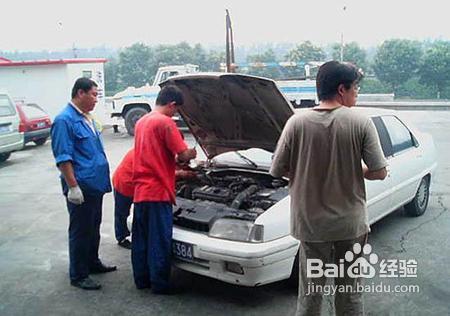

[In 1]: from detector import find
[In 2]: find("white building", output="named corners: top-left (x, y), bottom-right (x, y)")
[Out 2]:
top-left (0, 57), bottom-right (109, 122)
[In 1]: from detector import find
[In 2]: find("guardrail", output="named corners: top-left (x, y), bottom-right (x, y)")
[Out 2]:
top-left (357, 101), bottom-right (450, 111)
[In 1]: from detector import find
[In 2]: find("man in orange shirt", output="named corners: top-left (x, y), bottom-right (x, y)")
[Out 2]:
top-left (112, 149), bottom-right (134, 249)
top-left (132, 85), bottom-right (196, 294)
top-left (113, 148), bottom-right (196, 250)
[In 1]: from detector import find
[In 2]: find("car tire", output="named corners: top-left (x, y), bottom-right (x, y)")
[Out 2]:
top-left (0, 152), bottom-right (11, 162)
top-left (124, 107), bottom-right (149, 136)
top-left (404, 176), bottom-right (430, 217)
top-left (34, 138), bottom-right (47, 146)
top-left (288, 251), bottom-right (299, 288)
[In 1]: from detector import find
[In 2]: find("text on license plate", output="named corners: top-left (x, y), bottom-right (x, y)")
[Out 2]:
top-left (172, 240), bottom-right (194, 261)
top-left (37, 122), bottom-right (46, 128)
top-left (0, 125), bottom-right (10, 134)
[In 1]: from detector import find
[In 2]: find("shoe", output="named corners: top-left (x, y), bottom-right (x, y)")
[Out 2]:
top-left (89, 263), bottom-right (117, 274)
top-left (71, 277), bottom-right (101, 290)
top-left (136, 283), bottom-right (151, 290)
top-left (152, 286), bottom-right (182, 295)
top-left (118, 238), bottom-right (132, 250)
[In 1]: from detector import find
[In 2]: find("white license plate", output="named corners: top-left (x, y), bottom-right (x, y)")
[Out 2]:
top-left (37, 122), bottom-right (46, 128)
top-left (172, 240), bottom-right (194, 261)
top-left (0, 125), bottom-right (10, 134)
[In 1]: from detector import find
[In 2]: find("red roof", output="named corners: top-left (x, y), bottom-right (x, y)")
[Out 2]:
top-left (0, 58), bottom-right (107, 67)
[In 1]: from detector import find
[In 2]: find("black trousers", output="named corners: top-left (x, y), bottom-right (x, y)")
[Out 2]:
top-left (66, 194), bottom-right (103, 281)
top-left (114, 190), bottom-right (133, 242)
top-left (131, 202), bottom-right (173, 291)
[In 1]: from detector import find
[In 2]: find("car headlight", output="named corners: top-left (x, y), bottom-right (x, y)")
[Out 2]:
top-left (209, 218), bottom-right (264, 243)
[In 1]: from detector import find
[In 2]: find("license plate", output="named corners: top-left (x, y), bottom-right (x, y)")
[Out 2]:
top-left (172, 240), bottom-right (194, 261)
top-left (0, 125), bottom-right (10, 134)
top-left (37, 122), bottom-right (46, 128)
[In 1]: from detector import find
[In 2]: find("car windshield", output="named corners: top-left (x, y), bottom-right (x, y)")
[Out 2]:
top-left (0, 95), bottom-right (15, 117)
top-left (212, 148), bottom-right (273, 169)
top-left (21, 104), bottom-right (47, 119)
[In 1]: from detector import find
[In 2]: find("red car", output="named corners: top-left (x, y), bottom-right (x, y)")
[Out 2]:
top-left (16, 102), bottom-right (51, 146)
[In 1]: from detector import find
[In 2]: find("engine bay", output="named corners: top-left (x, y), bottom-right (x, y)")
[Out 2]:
top-left (174, 168), bottom-right (288, 232)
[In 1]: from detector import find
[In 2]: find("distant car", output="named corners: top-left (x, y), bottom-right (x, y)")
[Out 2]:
top-left (15, 102), bottom-right (51, 146)
top-left (0, 92), bottom-right (24, 162)
top-left (130, 74), bottom-right (437, 287)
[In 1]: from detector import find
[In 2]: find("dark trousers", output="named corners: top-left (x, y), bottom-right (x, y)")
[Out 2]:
top-left (131, 202), bottom-right (173, 291)
top-left (114, 190), bottom-right (133, 242)
top-left (66, 194), bottom-right (103, 281)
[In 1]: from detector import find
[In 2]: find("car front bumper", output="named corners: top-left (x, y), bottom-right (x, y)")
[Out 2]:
top-left (172, 227), bottom-right (299, 287)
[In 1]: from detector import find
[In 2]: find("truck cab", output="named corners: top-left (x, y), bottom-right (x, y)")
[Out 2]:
top-left (111, 64), bottom-right (199, 135)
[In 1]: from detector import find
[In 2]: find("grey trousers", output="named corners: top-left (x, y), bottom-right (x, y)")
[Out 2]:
top-left (295, 234), bottom-right (368, 316)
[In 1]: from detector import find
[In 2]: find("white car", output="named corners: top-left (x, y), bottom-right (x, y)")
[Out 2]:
top-left (0, 92), bottom-right (24, 162)
top-left (157, 74), bottom-right (437, 287)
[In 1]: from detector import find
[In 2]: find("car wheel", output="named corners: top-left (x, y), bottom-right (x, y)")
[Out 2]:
top-left (404, 176), bottom-right (430, 217)
top-left (124, 107), bottom-right (149, 136)
top-left (34, 138), bottom-right (47, 146)
top-left (0, 152), bottom-right (11, 162)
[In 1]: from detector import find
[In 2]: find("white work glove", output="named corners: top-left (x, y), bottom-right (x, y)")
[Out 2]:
top-left (68, 186), bottom-right (84, 205)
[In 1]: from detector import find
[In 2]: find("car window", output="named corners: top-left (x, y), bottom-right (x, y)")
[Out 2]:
top-left (0, 95), bottom-right (15, 117)
top-left (371, 116), bottom-right (394, 157)
top-left (382, 115), bottom-right (415, 154)
top-left (21, 104), bottom-right (47, 119)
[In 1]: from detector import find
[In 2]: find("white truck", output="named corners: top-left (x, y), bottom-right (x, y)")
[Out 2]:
top-left (110, 64), bottom-right (199, 135)
top-left (110, 63), bottom-right (320, 135)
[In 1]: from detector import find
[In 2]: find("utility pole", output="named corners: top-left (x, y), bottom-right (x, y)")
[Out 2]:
top-left (340, 5), bottom-right (346, 62)
top-left (225, 9), bottom-right (235, 73)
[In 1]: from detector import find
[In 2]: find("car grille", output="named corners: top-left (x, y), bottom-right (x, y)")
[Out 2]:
top-left (174, 219), bottom-right (209, 232)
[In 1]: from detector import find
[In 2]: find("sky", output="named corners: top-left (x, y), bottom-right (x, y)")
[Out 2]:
top-left (1, 0), bottom-right (450, 52)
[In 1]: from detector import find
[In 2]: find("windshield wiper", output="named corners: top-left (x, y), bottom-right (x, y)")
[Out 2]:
top-left (234, 151), bottom-right (258, 168)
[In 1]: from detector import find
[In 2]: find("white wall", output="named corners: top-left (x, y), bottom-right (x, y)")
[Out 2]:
top-left (66, 63), bottom-right (110, 124)
top-left (0, 62), bottom-right (109, 124)
top-left (0, 65), bottom-right (68, 119)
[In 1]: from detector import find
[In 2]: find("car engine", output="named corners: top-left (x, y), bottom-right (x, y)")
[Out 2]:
top-left (174, 168), bottom-right (288, 232)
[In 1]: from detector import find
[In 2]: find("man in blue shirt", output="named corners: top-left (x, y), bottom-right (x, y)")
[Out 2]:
top-left (51, 78), bottom-right (116, 290)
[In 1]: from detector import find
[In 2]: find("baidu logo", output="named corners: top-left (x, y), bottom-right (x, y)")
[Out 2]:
top-left (306, 242), bottom-right (416, 279)
top-left (345, 243), bottom-right (378, 278)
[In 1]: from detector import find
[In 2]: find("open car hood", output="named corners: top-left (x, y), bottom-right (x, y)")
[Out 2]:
top-left (161, 73), bottom-right (295, 159)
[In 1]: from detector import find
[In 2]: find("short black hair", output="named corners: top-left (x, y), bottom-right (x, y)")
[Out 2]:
top-left (71, 77), bottom-right (98, 99)
top-left (316, 61), bottom-right (363, 101)
top-left (156, 85), bottom-right (184, 106)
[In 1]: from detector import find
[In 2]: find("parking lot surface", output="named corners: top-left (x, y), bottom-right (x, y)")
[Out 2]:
top-left (0, 110), bottom-right (449, 316)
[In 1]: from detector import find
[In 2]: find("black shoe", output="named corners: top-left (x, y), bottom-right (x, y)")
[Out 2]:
top-left (152, 286), bottom-right (182, 295)
top-left (136, 283), bottom-right (151, 290)
top-left (118, 238), bottom-right (132, 250)
top-left (90, 263), bottom-right (117, 274)
top-left (71, 277), bottom-right (101, 290)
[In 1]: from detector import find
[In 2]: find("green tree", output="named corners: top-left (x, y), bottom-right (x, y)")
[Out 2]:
top-left (418, 41), bottom-right (450, 99)
top-left (153, 42), bottom-right (206, 67)
top-left (118, 43), bottom-right (155, 88)
top-left (203, 50), bottom-right (225, 71)
top-left (104, 57), bottom-right (120, 96)
top-left (246, 49), bottom-right (280, 79)
top-left (285, 41), bottom-right (325, 63)
top-left (373, 39), bottom-right (422, 95)
top-left (331, 42), bottom-right (367, 70)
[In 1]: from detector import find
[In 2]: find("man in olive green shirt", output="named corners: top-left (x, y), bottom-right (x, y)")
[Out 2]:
top-left (270, 61), bottom-right (387, 316)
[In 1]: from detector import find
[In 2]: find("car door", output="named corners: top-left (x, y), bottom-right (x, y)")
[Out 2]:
top-left (366, 116), bottom-right (394, 223)
top-left (380, 115), bottom-right (423, 210)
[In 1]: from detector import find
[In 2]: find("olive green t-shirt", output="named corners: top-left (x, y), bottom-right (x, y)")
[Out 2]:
top-left (270, 107), bottom-right (387, 242)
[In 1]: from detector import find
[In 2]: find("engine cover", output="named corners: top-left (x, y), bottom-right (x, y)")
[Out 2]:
top-left (192, 185), bottom-right (233, 203)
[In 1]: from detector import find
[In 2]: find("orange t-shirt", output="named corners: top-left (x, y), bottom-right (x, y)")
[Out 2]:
top-left (112, 149), bottom-right (135, 197)
top-left (133, 112), bottom-right (188, 204)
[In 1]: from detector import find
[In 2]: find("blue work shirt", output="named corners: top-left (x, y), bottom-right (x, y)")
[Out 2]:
top-left (51, 103), bottom-right (112, 196)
